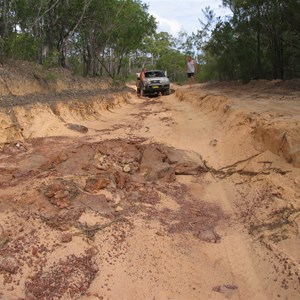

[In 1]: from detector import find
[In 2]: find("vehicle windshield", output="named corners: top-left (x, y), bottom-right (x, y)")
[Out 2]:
top-left (145, 71), bottom-right (165, 78)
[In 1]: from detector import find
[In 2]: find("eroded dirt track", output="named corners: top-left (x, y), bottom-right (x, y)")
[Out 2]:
top-left (0, 81), bottom-right (300, 300)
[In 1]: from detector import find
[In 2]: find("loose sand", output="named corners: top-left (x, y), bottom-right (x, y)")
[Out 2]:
top-left (0, 65), bottom-right (299, 300)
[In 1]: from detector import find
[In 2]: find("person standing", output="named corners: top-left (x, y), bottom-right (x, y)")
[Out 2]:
top-left (139, 67), bottom-right (147, 98)
top-left (186, 56), bottom-right (196, 86)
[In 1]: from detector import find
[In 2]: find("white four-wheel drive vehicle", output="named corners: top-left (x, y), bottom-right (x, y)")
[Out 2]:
top-left (136, 70), bottom-right (170, 96)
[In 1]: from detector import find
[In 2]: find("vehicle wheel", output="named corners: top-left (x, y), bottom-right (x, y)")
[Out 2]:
top-left (165, 89), bottom-right (170, 95)
top-left (137, 88), bottom-right (141, 95)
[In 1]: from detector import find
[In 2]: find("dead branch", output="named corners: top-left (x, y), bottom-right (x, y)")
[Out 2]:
top-left (278, 132), bottom-right (287, 154)
top-left (77, 217), bottom-right (127, 240)
top-left (218, 152), bottom-right (262, 171)
top-left (201, 152), bottom-right (290, 179)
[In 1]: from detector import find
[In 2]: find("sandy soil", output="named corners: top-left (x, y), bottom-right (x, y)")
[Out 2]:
top-left (0, 63), bottom-right (300, 300)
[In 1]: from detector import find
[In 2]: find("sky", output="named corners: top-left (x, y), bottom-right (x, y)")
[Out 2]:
top-left (143, 0), bottom-right (231, 36)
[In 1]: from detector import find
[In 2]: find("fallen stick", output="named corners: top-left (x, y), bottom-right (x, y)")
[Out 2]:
top-left (218, 152), bottom-right (262, 171)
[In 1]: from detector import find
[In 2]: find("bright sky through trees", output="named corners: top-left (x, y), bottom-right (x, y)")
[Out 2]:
top-left (144, 0), bottom-right (231, 35)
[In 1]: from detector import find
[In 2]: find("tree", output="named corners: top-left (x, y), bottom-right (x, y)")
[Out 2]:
top-left (0, 0), bottom-right (17, 59)
top-left (106, 0), bottom-right (156, 78)
top-left (141, 32), bottom-right (176, 67)
top-left (76, 0), bottom-right (156, 78)
top-left (219, 0), bottom-right (300, 79)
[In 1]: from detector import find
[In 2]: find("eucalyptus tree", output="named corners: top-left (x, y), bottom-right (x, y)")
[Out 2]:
top-left (1, 0), bottom-right (156, 77)
top-left (140, 31), bottom-right (185, 82)
top-left (11, 0), bottom-right (92, 66)
top-left (76, 0), bottom-right (117, 76)
top-left (46, 0), bottom-right (92, 68)
top-left (226, 0), bottom-right (285, 78)
top-left (204, 21), bottom-right (238, 80)
top-left (221, 0), bottom-right (300, 79)
top-left (140, 31), bottom-right (176, 68)
top-left (0, 0), bottom-right (10, 56)
top-left (107, 0), bottom-right (156, 78)
top-left (177, 31), bottom-right (196, 58)
top-left (156, 48), bottom-right (186, 82)
top-left (76, 0), bottom-right (156, 78)
top-left (280, 0), bottom-right (300, 77)
top-left (0, 0), bottom-right (18, 58)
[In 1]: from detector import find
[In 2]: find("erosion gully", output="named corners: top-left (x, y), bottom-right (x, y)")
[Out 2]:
top-left (0, 86), bottom-right (299, 300)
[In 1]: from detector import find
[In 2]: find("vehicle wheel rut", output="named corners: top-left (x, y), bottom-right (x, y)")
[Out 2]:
top-left (0, 88), bottom-right (299, 299)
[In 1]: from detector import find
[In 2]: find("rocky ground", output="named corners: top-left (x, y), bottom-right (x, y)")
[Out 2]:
top-left (0, 60), bottom-right (300, 300)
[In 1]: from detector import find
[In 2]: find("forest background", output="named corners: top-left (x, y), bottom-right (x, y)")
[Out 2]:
top-left (0, 0), bottom-right (299, 83)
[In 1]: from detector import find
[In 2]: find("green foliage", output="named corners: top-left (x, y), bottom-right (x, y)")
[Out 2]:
top-left (135, 31), bottom-right (188, 83)
top-left (156, 49), bottom-right (186, 83)
top-left (2, 0), bottom-right (300, 82)
top-left (42, 50), bottom-right (60, 69)
top-left (0, 0), bottom-right (157, 78)
top-left (203, 0), bottom-right (300, 80)
top-left (68, 56), bottom-right (84, 76)
top-left (32, 65), bottom-right (60, 82)
top-left (198, 53), bottom-right (219, 82)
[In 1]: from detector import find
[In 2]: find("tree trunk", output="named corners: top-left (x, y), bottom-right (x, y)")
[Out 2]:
top-left (256, 5), bottom-right (262, 78)
top-left (0, 0), bottom-right (9, 57)
top-left (59, 40), bottom-right (67, 68)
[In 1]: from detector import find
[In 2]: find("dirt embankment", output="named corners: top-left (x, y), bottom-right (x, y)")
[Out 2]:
top-left (0, 60), bottom-right (300, 300)
top-left (176, 80), bottom-right (300, 168)
top-left (0, 60), bottom-right (132, 144)
top-left (173, 83), bottom-right (300, 299)
top-left (1, 61), bottom-right (300, 170)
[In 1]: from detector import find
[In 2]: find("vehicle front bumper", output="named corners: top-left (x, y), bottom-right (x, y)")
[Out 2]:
top-left (144, 84), bottom-right (170, 94)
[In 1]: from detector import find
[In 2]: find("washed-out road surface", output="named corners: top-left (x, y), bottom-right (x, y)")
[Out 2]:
top-left (0, 76), bottom-right (300, 300)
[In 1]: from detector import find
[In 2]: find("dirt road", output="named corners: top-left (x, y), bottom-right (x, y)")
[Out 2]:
top-left (0, 79), bottom-right (300, 300)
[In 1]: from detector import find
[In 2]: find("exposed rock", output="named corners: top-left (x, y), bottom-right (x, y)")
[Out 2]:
top-left (43, 180), bottom-right (79, 208)
top-left (84, 175), bottom-right (111, 193)
top-left (174, 162), bottom-right (206, 175)
top-left (123, 164), bottom-right (131, 173)
top-left (114, 171), bottom-right (128, 189)
top-left (0, 256), bottom-right (19, 274)
top-left (94, 153), bottom-right (109, 170)
top-left (141, 146), bottom-right (166, 163)
top-left (197, 229), bottom-right (221, 243)
top-left (97, 140), bottom-right (141, 162)
top-left (212, 284), bottom-right (238, 298)
top-left (140, 146), bottom-right (175, 182)
top-left (60, 233), bottom-right (73, 243)
top-left (80, 295), bottom-right (100, 300)
top-left (210, 139), bottom-right (218, 146)
top-left (75, 194), bottom-right (114, 214)
top-left (159, 147), bottom-right (188, 164)
top-left (115, 206), bottom-right (124, 212)
top-left (0, 225), bottom-right (9, 249)
top-left (66, 123), bottom-right (88, 133)
top-left (53, 151), bottom-right (69, 164)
